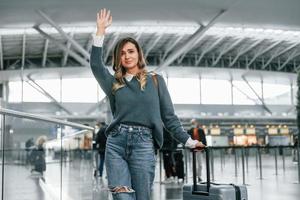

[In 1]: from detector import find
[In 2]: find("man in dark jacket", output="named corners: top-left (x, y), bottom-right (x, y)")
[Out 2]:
top-left (188, 119), bottom-right (207, 182)
top-left (95, 122), bottom-right (107, 178)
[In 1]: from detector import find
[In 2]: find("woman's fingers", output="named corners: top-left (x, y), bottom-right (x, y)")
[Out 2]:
top-left (98, 8), bottom-right (111, 21)
top-left (102, 8), bottom-right (105, 19)
top-left (106, 10), bottom-right (111, 21)
top-left (108, 15), bottom-right (112, 26)
top-left (196, 142), bottom-right (205, 148)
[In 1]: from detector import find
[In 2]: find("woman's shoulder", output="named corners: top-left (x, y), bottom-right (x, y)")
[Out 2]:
top-left (147, 71), bottom-right (163, 79)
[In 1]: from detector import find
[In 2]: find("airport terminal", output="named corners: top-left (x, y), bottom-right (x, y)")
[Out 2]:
top-left (0, 0), bottom-right (299, 199)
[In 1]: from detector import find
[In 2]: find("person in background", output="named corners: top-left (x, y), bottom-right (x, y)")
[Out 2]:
top-left (25, 138), bottom-right (34, 165)
top-left (188, 119), bottom-right (207, 182)
top-left (30, 136), bottom-right (47, 176)
top-left (293, 136), bottom-right (298, 162)
top-left (93, 123), bottom-right (100, 177)
top-left (95, 122), bottom-right (108, 178)
top-left (90, 8), bottom-right (205, 200)
top-left (161, 128), bottom-right (177, 183)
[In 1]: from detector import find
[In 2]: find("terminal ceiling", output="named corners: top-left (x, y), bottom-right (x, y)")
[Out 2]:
top-left (1, 0), bottom-right (300, 82)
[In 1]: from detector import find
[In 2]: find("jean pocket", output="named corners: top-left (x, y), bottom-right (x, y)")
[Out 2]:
top-left (109, 128), bottom-right (120, 137)
top-left (139, 132), bottom-right (153, 143)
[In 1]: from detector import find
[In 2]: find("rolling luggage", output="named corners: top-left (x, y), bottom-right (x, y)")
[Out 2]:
top-left (182, 148), bottom-right (247, 200)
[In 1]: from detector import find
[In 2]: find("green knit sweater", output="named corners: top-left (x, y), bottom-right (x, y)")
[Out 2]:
top-left (90, 46), bottom-right (189, 148)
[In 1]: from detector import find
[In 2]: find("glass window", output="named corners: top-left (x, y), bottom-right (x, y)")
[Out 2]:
top-left (232, 81), bottom-right (262, 105)
top-left (97, 85), bottom-right (106, 102)
top-left (201, 79), bottom-right (231, 104)
top-left (8, 81), bottom-right (22, 102)
top-left (263, 83), bottom-right (291, 105)
top-left (35, 79), bottom-right (61, 102)
top-left (62, 78), bottom-right (98, 102)
top-left (23, 81), bottom-right (50, 102)
top-left (168, 77), bottom-right (200, 104)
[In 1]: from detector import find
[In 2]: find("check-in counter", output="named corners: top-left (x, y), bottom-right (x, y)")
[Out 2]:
top-left (207, 127), bottom-right (229, 147)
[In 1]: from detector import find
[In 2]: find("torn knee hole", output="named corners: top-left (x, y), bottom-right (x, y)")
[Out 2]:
top-left (111, 186), bottom-right (134, 193)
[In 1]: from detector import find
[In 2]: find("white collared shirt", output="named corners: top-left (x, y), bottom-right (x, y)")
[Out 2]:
top-left (124, 73), bottom-right (134, 81)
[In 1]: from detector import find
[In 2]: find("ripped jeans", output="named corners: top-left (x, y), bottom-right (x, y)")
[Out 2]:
top-left (105, 124), bottom-right (156, 200)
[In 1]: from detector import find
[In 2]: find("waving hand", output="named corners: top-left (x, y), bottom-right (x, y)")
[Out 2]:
top-left (96, 8), bottom-right (112, 36)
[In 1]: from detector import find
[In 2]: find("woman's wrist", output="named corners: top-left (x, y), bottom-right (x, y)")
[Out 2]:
top-left (96, 28), bottom-right (105, 36)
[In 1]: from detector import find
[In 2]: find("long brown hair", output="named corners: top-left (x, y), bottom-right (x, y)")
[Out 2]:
top-left (112, 37), bottom-right (147, 93)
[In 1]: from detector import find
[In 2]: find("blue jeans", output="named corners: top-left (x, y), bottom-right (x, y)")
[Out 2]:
top-left (105, 124), bottom-right (156, 200)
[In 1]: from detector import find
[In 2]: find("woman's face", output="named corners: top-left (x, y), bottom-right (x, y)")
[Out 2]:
top-left (120, 42), bottom-right (139, 71)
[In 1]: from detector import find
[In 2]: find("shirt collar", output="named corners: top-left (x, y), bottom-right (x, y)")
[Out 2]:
top-left (125, 73), bottom-right (135, 81)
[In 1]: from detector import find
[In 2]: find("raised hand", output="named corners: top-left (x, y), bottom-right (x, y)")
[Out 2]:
top-left (96, 8), bottom-right (112, 36)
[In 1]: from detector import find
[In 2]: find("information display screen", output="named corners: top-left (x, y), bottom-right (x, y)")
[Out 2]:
top-left (211, 128), bottom-right (221, 135)
top-left (234, 128), bottom-right (243, 135)
top-left (246, 128), bottom-right (255, 135)
top-left (268, 128), bottom-right (278, 135)
top-left (234, 135), bottom-right (247, 146)
top-left (279, 128), bottom-right (289, 135)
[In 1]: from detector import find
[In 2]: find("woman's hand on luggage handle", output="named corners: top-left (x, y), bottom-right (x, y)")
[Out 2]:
top-left (96, 8), bottom-right (112, 36)
top-left (195, 141), bottom-right (205, 150)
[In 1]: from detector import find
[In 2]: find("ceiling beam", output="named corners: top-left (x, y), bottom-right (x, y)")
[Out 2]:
top-left (145, 34), bottom-right (163, 59)
top-left (104, 33), bottom-right (120, 63)
top-left (42, 39), bottom-right (49, 67)
top-left (155, 9), bottom-right (226, 72)
top-left (262, 42), bottom-right (300, 69)
top-left (196, 36), bottom-right (224, 65)
top-left (277, 48), bottom-right (300, 71)
top-left (0, 35), bottom-right (3, 70)
top-left (229, 38), bottom-right (264, 67)
top-left (246, 40), bottom-right (282, 68)
top-left (33, 25), bottom-right (89, 66)
top-left (176, 32), bottom-right (207, 63)
top-left (162, 34), bottom-right (185, 60)
top-left (86, 33), bottom-right (94, 53)
top-left (25, 59), bottom-right (39, 68)
top-left (21, 34), bottom-right (26, 70)
top-left (36, 9), bottom-right (90, 60)
top-left (134, 32), bottom-right (143, 43)
top-left (212, 37), bottom-right (244, 66)
top-left (295, 62), bottom-right (300, 72)
top-left (62, 32), bottom-right (74, 66)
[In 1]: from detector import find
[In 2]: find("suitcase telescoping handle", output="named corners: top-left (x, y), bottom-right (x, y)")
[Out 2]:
top-left (192, 147), bottom-right (210, 196)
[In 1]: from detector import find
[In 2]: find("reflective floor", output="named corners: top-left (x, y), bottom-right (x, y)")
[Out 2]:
top-left (1, 151), bottom-right (300, 200)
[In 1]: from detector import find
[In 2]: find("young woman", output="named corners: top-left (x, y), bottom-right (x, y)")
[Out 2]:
top-left (90, 8), bottom-right (205, 200)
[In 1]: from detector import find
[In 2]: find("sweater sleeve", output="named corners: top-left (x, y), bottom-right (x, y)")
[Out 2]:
top-left (90, 46), bottom-right (114, 95)
top-left (157, 75), bottom-right (190, 145)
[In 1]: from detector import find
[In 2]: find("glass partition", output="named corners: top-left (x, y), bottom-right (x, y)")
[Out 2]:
top-left (2, 116), bottom-right (58, 200)
top-left (0, 109), bottom-right (95, 200)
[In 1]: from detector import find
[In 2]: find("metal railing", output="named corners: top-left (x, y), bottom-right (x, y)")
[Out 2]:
top-left (158, 145), bottom-right (300, 185)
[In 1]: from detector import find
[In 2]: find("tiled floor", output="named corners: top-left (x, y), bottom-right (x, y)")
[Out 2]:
top-left (1, 149), bottom-right (300, 200)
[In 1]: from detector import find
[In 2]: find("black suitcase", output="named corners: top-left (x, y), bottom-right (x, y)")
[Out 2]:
top-left (182, 148), bottom-right (247, 200)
